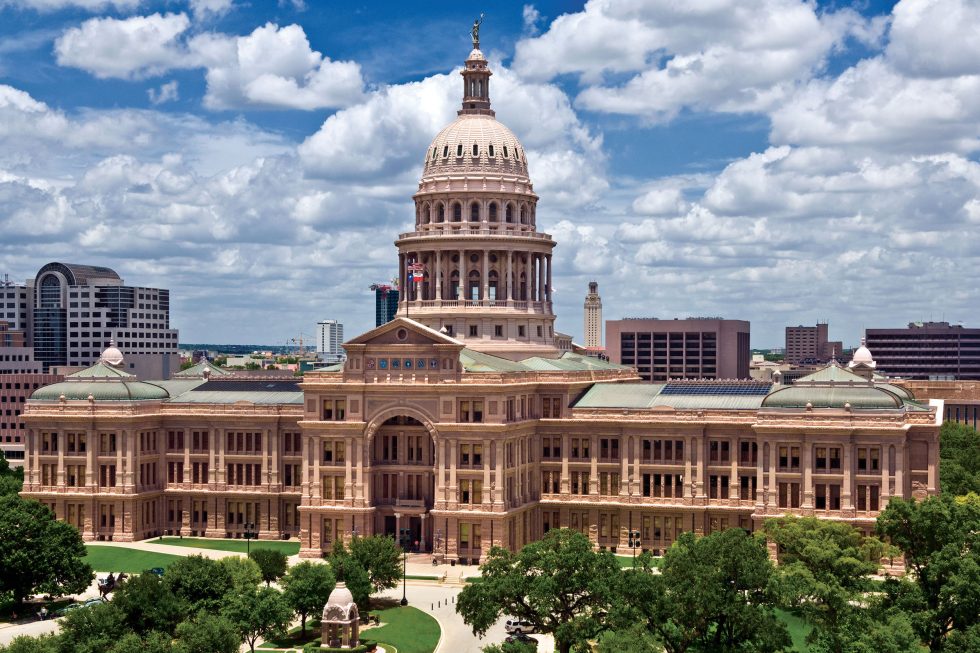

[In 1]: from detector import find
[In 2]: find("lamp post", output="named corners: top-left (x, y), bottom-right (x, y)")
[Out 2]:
top-left (628, 529), bottom-right (641, 569)
top-left (244, 522), bottom-right (258, 556)
top-left (395, 513), bottom-right (408, 606)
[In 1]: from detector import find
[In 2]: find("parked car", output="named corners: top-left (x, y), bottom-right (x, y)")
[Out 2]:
top-left (83, 599), bottom-right (105, 608)
top-left (505, 633), bottom-right (539, 648)
top-left (504, 619), bottom-right (536, 634)
top-left (55, 603), bottom-right (83, 617)
top-left (145, 567), bottom-right (165, 577)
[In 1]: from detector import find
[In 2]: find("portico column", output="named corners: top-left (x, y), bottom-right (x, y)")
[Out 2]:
top-left (459, 249), bottom-right (466, 300)
top-left (546, 254), bottom-right (552, 303)
top-left (398, 253), bottom-right (406, 304)
top-left (344, 437), bottom-right (353, 502)
top-left (435, 250), bottom-right (442, 300)
top-left (560, 434), bottom-right (570, 493)
top-left (802, 440), bottom-right (813, 509)
top-left (589, 434), bottom-right (598, 494)
top-left (482, 250), bottom-right (489, 301)
top-left (523, 255), bottom-right (531, 301)
top-left (537, 255), bottom-right (544, 303)
top-left (842, 442), bottom-right (852, 510)
top-left (495, 440), bottom-right (504, 505)
top-left (768, 441), bottom-right (777, 508)
top-left (506, 251), bottom-right (514, 301)
top-left (483, 439), bottom-right (492, 505)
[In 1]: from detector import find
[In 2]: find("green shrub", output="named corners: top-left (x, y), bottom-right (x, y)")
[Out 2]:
top-left (301, 639), bottom-right (377, 653)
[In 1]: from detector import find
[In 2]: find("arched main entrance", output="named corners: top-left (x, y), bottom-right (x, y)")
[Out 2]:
top-left (366, 414), bottom-right (437, 551)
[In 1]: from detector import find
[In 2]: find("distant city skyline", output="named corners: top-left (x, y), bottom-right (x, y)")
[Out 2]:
top-left (0, 1), bottom-right (976, 347)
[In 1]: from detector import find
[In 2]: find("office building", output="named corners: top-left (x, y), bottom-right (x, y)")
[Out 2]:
top-left (785, 323), bottom-right (842, 364)
top-left (29, 262), bottom-right (179, 379)
top-left (22, 38), bottom-right (939, 560)
top-left (606, 317), bottom-right (751, 381)
top-left (584, 281), bottom-right (602, 349)
top-left (374, 286), bottom-right (399, 327)
top-left (865, 322), bottom-right (980, 380)
top-left (317, 320), bottom-right (345, 363)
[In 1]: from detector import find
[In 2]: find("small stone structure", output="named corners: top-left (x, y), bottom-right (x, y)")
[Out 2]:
top-left (321, 582), bottom-right (360, 649)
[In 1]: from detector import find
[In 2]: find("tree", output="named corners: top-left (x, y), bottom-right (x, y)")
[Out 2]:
top-left (0, 635), bottom-right (60, 653)
top-left (765, 516), bottom-right (910, 653)
top-left (248, 548), bottom-right (288, 586)
top-left (326, 548), bottom-right (372, 609)
top-left (876, 495), bottom-right (980, 652)
top-left (938, 422), bottom-right (980, 496)
top-left (0, 495), bottom-right (93, 606)
top-left (110, 571), bottom-right (187, 636)
top-left (163, 555), bottom-right (232, 613)
top-left (57, 602), bottom-right (129, 653)
top-left (346, 535), bottom-right (401, 593)
top-left (0, 456), bottom-right (23, 496)
top-left (220, 556), bottom-right (262, 591)
top-left (173, 612), bottom-right (239, 653)
top-left (482, 641), bottom-right (539, 653)
top-left (610, 529), bottom-right (789, 653)
top-left (108, 632), bottom-right (174, 653)
top-left (456, 529), bottom-right (620, 653)
top-left (281, 561), bottom-right (336, 635)
top-left (222, 586), bottom-right (293, 653)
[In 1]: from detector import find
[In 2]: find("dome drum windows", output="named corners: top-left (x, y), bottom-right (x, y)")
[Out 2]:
top-left (472, 144), bottom-right (478, 156)
top-left (456, 144), bottom-right (463, 157)
top-left (437, 204), bottom-right (445, 223)
top-left (442, 145), bottom-right (449, 157)
top-left (470, 202), bottom-right (480, 222)
top-left (453, 203), bottom-right (462, 222)
top-left (488, 144), bottom-right (494, 157)
top-left (488, 202), bottom-right (498, 222)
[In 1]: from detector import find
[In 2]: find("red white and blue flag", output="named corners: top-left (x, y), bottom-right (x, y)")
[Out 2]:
top-left (408, 263), bottom-right (426, 283)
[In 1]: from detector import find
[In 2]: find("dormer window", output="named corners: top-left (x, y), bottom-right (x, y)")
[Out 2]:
top-left (472, 144), bottom-right (478, 156)
top-left (431, 147), bottom-right (437, 160)
top-left (488, 144), bottom-right (494, 157)
top-left (503, 145), bottom-right (509, 157)
top-left (457, 143), bottom-right (463, 156)
top-left (442, 145), bottom-right (449, 157)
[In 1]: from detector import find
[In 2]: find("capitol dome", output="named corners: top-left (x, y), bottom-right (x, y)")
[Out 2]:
top-left (849, 337), bottom-right (876, 369)
top-left (421, 113), bottom-right (529, 180)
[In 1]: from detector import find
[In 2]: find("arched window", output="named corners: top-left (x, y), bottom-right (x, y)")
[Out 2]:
top-left (421, 203), bottom-right (430, 224)
top-left (503, 145), bottom-right (509, 158)
top-left (457, 144), bottom-right (463, 156)
top-left (450, 270), bottom-right (460, 300)
top-left (520, 206), bottom-right (527, 224)
top-left (477, 79), bottom-right (482, 96)
top-left (468, 270), bottom-right (481, 301)
top-left (442, 145), bottom-right (449, 157)
top-left (488, 202), bottom-right (498, 222)
top-left (488, 270), bottom-right (499, 301)
top-left (453, 203), bottom-right (462, 222)
top-left (437, 204), bottom-right (445, 222)
top-left (488, 144), bottom-right (494, 157)
top-left (431, 147), bottom-right (436, 160)
top-left (470, 203), bottom-right (480, 222)
top-left (505, 204), bottom-right (514, 223)
top-left (472, 143), bottom-right (478, 156)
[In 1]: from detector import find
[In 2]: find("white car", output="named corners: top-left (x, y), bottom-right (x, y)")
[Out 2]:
top-left (504, 619), bottom-right (535, 634)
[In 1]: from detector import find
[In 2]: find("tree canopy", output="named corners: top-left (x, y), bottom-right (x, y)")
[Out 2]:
top-left (281, 561), bottom-right (335, 635)
top-left (110, 572), bottom-right (186, 636)
top-left (247, 548), bottom-right (287, 586)
top-left (163, 555), bottom-right (232, 613)
top-left (611, 528), bottom-right (790, 653)
top-left (876, 495), bottom-right (980, 652)
top-left (457, 528), bottom-right (620, 653)
top-left (326, 546), bottom-right (373, 609)
top-left (343, 535), bottom-right (402, 593)
top-left (0, 495), bottom-right (93, 606)
top-left (221, 586), bottom-right (292, 653)
top-left (766, 516), bottom-right (916, 653)
top-left (938, 421), bottom-right (980, 496)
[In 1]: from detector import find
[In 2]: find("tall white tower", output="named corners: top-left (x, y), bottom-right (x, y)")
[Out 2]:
top-left (584, 281), bottom-right (602, 349)
top-left (316, 320), bottom-right (345, 363)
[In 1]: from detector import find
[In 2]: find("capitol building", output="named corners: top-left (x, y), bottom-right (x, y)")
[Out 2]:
top-left (21, 41), bottom-right (941, 561)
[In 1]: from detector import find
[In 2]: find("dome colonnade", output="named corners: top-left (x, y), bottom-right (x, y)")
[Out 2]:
top-left (395, 46), bottom-right (557, 358)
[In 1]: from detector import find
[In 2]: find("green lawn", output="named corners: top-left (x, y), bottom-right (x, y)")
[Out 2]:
top-left (84, 545), bottom-right (185, 573)
top-left (776, 609), bottom-right (813, 652)
top-left (156, 536), bottom-right (300, 555)
top-left (258, 623), bottom-right (321, 649)
top-left (367, 606), bottom-right (440, 653)
top-left (615, 554), bottom-right (664, 569)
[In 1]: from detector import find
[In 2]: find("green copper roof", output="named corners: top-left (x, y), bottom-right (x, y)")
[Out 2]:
top-left (794, 365), bottom-right (867, 384)
top-left (575, 383), bottom-right (664, 408)
top-left (173, 359), bottom-right (231, 378)
top-left (68, 361), bottom-right (135, 379)
top-left (460, 349), bottom-right (629, 374)
top-left (32, 379), bottom-right (170, 401)
top-left (762, 385), bottom-right (903, 409)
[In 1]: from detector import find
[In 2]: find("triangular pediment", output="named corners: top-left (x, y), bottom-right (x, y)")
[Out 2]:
top-left (344, 317), bottom-right (463, 348)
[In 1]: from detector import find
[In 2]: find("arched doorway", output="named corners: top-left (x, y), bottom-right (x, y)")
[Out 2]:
top-left (367, 414), bottom-right (437, 551)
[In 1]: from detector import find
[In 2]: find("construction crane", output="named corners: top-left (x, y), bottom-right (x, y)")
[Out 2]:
top-left (370, 282), bottom-right (394, 296)
top-left (290, 332), bottom-right (312, 358)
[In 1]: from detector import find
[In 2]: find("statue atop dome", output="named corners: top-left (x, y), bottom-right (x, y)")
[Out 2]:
top-left (472, 13), bottom-right (484, 48)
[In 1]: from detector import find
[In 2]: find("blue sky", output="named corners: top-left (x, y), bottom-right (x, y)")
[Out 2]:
top-left (0, 0), bottom-right (977, 348)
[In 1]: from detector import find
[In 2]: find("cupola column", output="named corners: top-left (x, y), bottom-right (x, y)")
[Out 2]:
top-left (435, 250), bottom-right (442, 300)
top-left (506, 251), bottom-right (514, 302)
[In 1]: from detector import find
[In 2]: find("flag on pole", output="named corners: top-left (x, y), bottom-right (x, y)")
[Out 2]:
top-left (408, 263), bottom-right (426, 283)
